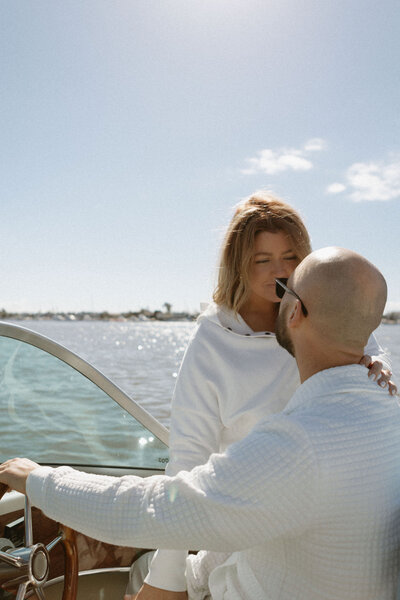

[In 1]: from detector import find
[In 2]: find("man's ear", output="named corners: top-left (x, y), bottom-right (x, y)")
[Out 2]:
top-left (287, 300), bottom-right (303, 328)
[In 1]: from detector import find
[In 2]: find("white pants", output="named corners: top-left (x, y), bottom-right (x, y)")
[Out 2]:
top-left (126, 550), bottom-right (212, 599)
top-left (126, 550), bottom-right (155, 595)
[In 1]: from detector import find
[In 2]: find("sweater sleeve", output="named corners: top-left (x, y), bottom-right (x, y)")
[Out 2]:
top-left (26, 417), bottom-right (318, 553)
top-left (146, 322), bottom-right (224, 591)
top-left (364, 331), bottom-right (391, 372)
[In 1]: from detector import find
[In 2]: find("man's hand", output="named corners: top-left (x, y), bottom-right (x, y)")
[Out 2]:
top-left (0, 458), bottom-right (40, 495)
top-left (124, 582), bottom-right (188, 600)
top-left (360, 355), bottom-right (398, 396)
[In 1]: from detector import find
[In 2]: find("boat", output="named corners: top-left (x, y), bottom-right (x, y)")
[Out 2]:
top-left (0, 320), bottom-right (170, 599)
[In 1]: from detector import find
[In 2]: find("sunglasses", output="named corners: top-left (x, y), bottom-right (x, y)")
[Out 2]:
top-left (275, 278), bottom-right (308, 317)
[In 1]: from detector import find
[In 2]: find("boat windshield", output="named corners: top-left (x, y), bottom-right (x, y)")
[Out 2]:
top-left (0, 324), bottom-right (169, 472)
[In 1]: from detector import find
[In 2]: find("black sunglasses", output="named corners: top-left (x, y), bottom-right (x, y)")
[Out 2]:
top-left (275, 278), bottom-right (308, 317)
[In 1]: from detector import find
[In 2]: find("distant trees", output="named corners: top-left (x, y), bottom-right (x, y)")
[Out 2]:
top-left (1, 304), bottom-right (394, 323)
top-left (383, 311), bottom-right (400, 322)
top-left (163, 302), bottom-right (172, 314)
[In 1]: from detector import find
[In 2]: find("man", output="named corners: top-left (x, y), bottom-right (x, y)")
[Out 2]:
top-left (1, 247), bottom-right (399, 599)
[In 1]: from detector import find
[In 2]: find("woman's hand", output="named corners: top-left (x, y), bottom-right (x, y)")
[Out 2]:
top-left (359, 355), bottom-right (398, 396)
top-left (124, 582), bottom-right (188, 600)
top-left (0, 458), bottom-right (40, 495)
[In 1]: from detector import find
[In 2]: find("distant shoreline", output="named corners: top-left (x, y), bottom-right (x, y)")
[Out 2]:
top-left (1, 310), bottom-right (399, 325)
top-left (0, 309), bottom-right (198, 323)
top-left (381, 318), bottom-right (400, 325)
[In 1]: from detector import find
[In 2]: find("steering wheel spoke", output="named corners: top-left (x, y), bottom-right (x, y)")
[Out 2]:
top-left (24, 497), bottom-right (33, 546)
top-left (46, 534), bottom-right (63, 553)
top-left (33, 583), bottom-right (47, 599)
top-left (15, 582), bottom-right (29, 600)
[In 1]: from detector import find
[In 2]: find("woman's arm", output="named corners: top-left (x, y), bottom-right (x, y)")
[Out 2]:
top-left (363, 331), bottom-right (391, 372)
top-left (361, 331), bottom-right (397, 395)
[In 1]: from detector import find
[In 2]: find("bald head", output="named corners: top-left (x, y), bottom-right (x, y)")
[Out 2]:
top-left (291, 247), bottom-right (387, 350)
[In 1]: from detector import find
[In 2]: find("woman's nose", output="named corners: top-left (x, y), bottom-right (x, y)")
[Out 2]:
top-left (272, 260), bottom-right (289, 277)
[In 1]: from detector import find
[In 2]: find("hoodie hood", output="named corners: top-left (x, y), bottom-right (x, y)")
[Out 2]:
top-left (198, 302), bottom-right (276, 338)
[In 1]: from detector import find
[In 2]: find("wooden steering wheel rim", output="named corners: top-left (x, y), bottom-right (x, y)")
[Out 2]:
top-left (60, 526), bottom-right (78, 600)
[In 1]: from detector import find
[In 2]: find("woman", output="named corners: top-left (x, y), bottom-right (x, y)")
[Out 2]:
top-left (126, 191), bottom-right (394, 600)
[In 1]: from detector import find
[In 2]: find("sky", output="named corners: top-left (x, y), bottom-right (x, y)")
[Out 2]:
top-left (1, 0), bottom-right (399, 314)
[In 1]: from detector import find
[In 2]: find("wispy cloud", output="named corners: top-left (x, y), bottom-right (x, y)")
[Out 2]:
top-left (241, 138), bottom-right (326, 176)
top-left (326, 182), bottom-right (346, 195)
top-left (326, 156), bottom-right (400, 202)
top-left (303, 138), bottom-right (327, 152)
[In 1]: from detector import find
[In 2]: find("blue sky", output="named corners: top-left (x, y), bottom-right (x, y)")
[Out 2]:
top-left (1, 0), bottom-right (399, 314)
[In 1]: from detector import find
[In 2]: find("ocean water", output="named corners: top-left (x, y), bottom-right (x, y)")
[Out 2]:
top-left (5, 320), bottom-right (400, 429)
top-left (375, 324), bottom-right (400, 380)
top-left (7, 320), bottom-right (196, 428)
top-left (1, 319), bottom-right (398, 469)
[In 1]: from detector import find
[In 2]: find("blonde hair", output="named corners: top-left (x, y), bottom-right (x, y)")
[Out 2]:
top-left (213, 191), bottom-right (312, 312)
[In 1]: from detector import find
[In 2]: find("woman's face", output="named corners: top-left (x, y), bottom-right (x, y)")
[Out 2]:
top-left (246, 230), bottom-right (300, 305)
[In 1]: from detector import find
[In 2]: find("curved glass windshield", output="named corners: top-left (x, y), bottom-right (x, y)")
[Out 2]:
top-left (0, 334), bottom-right (169, 470)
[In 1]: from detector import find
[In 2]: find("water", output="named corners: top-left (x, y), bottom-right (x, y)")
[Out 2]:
top-left (6, 320), bottom-right (400, 430)
top-left (374, 324), bottom-right (400, 381)
top-left (8, 320), bottom-right (196, 427)
top-left (0, 333), bottom-right (170, 468)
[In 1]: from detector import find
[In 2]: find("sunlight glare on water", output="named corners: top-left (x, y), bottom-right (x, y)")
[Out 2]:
top-left (15, 320), bottom-right (196, 427)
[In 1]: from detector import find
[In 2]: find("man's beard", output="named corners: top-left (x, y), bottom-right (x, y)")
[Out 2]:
top-left (275, 305), bottom-right (295, 357)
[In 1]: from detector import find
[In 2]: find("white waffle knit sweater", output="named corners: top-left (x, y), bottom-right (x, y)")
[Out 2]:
top-left (27, 365), bottom-right (400, 600)
top-left (147, 303), bottom-right (391, 591)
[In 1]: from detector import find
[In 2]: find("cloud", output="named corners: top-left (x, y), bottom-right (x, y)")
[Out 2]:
top-left (347, 159), bottom-right (400, 201)
top-left (303, 138), bottom-right (327, 152)
top-left (326, 156), bottom-right (400, 202)
top-left (242, 150), bottom-right (312, 175)
top-left (326, 182), bottom-right (347, 194)
top-left (241, 138), bottom-right (326, 176)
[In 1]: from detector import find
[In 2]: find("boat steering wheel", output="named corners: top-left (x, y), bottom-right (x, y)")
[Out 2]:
top-left (0, 496), bottom-right (78, 600)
